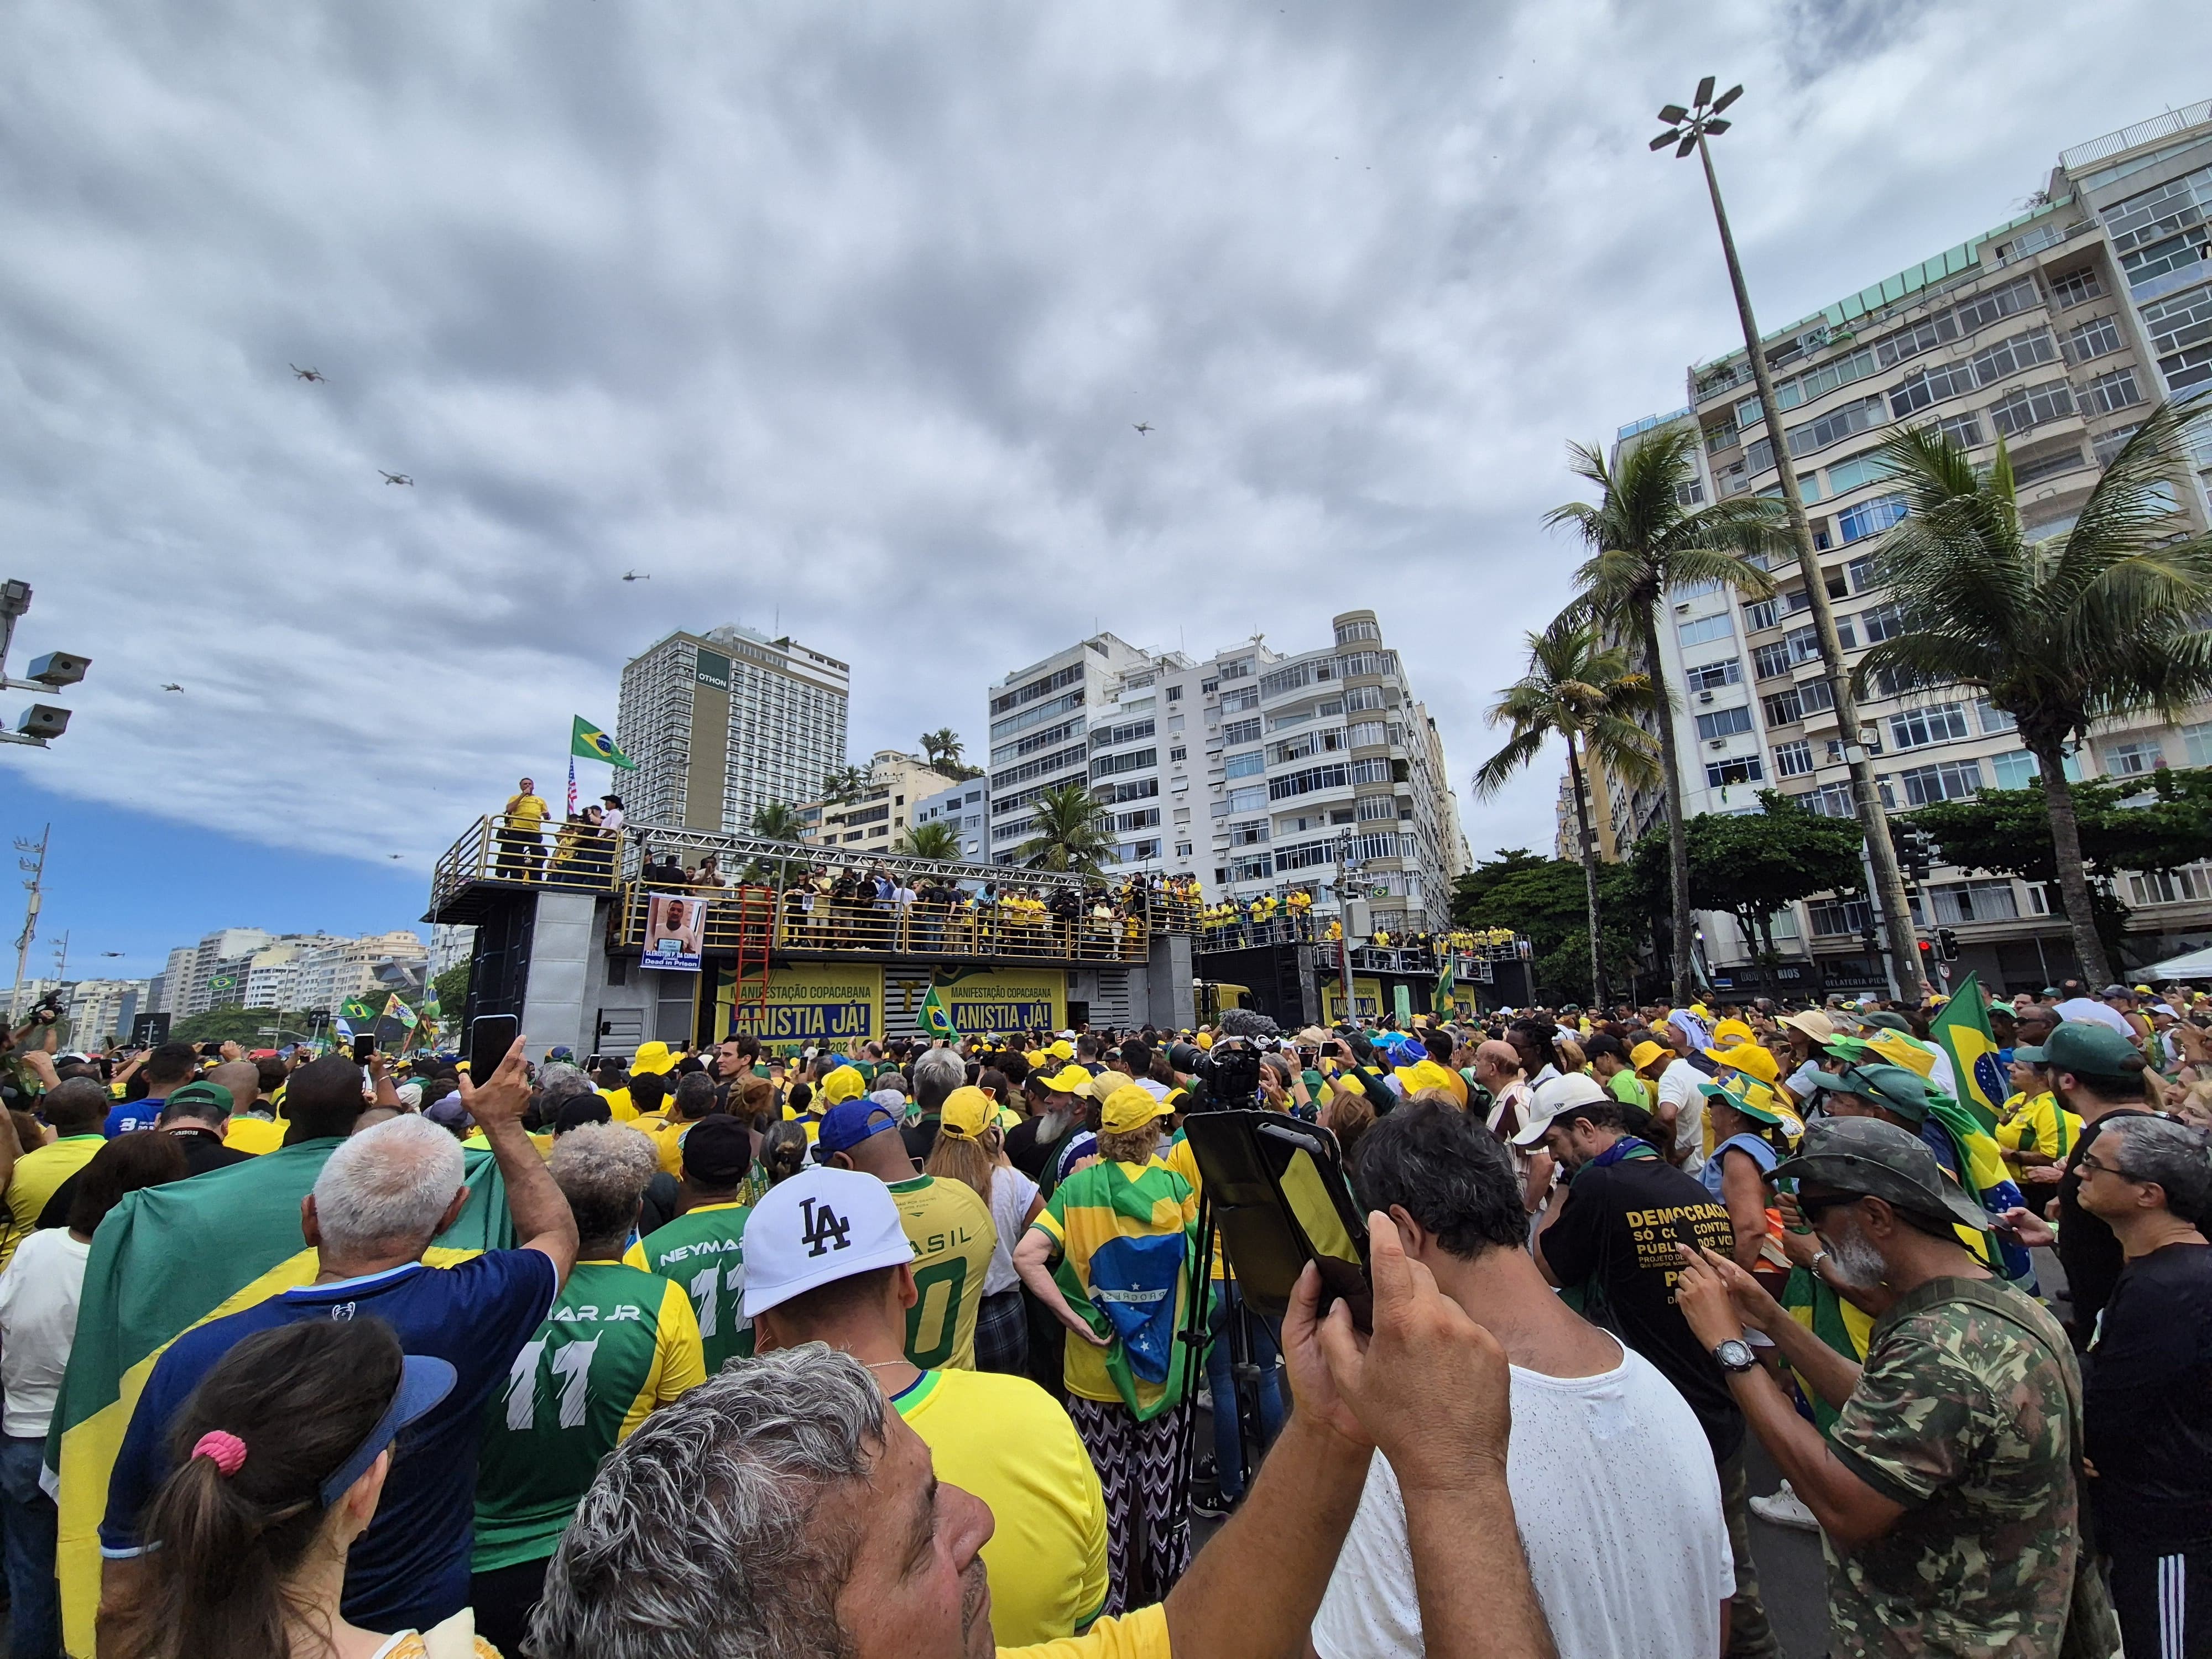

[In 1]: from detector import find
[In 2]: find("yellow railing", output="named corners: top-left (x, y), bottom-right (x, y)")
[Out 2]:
top-left (608, 882), bottom-right (1155, 963)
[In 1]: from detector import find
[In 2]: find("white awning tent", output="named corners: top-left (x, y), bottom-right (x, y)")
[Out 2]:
top-left (2137, 945), bottom-right (2212, 980)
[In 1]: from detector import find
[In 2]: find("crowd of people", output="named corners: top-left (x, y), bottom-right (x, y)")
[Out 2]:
top-left (0, 967), bottom-right (2209, 1656)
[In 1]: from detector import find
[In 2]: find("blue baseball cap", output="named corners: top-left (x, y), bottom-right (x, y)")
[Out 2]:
top-left (813, 1099), bottom-right (903, 1162)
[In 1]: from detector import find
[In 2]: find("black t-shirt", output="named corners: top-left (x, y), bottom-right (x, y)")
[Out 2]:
top-left (902, 1115), bottom-right (941, 1164)
top-left (2057, 1109), bottom-right (2162, 1352)
top-left (2084, 1241), bottom-right (2212, 1547)
top-left (1536, 1147), bottom-right (1745, 1463)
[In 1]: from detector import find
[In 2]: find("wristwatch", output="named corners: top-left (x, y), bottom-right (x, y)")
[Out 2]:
top-left (1712, 1338), bottom-right (1757, 1374)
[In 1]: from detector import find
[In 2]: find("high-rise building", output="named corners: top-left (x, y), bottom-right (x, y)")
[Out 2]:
top-left (1598, 98), bottom-right (2212, 990)
top-left (182, 929), bottom-right (274, 1017)
top-left (797, 750), bottom-right (966, 853)
top-left (985, 613), bottom-right (1469, 932)
top-left (65, 979), bottom-right (145, 1047)
top-left (615, 624), bottom-right (850, 834)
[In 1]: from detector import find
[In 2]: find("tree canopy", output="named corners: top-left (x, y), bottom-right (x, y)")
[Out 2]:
top-left (1625, 792), bottom-right (1865, 962)
top-left (1451, 849), bottom-right (1640, 1005)
top-left (1905, 765), bottom-right (2212, 886)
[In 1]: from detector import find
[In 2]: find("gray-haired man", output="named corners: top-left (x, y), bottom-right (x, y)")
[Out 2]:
top-left (530, 1215), bottom-right (1563, 1659)
top-left (97, 1037), bottom-right (577, 1645)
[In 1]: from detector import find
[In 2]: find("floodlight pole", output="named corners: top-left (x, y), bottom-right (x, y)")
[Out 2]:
top-left (1658, 84), bottom-right (1925, 1001)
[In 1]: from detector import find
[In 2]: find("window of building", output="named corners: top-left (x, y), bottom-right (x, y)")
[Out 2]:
top-left (1227, 853), bottom-right (1274, 881)
top-left (1927, 878), bottom-right (2020, 924)
top-left (1228, 785), bottom-right (1267, 812)
top-left (2093, 422), bottom-right (2143, 467)
top-left (1268, 763), bottom-right (1352, 801)
top-left (2049, 266), bottom-right (2102, 307)
top-left (1348, 757), bottom-right (1394, 785)
top-left (1856, 600), bottom-right (1905, 644)
top-left (1989, 749), bottom-right (2039, 790)
top-left (2012, 446), bottom-right (2085, 487)
top-left (1334, 618), bottom-right (1383, 644)
top-left (2184, 722), bottom-right (2212, 767)
top-left (1771, 345), bottom-right (1878, 411)
top-left (1355, 795), bottom-right (1399, 821)
top-left (1166, 685), bottom-right (1183, 702)
top-left (1952, 275), bottom-right (2041, 333)
top-left (1973, 699), bottom-right (2016, 736)
top-left (1704, 756), bottom-right (1765, 787)
top-left (1676, 478), bottom-right (1706, 506)
top-left (1751, 640), bottom-right (1793, 680)
top-left (1223, 717), bottom-right (1261, 745)
top-left (1218, 658), bottom-right (1255, 681)
top-left (1695, 706), bottom-right (1755, 742)
top-left (1837, 493), bottom-right (1909, 544)
top-left (1888, 702), bottom-right (1970, 750)
top-left (1347, 719), bottom-right (1388, 748)
top-left (2140, 284), bottom-right (2212, 391)
top-left (1175, 841), bottom-right (1193, 858)
top-left (1228, 820), bottom-right (1269, 846)
top-left (1343, 684), bottom-right (1387, 712)
top-left (2084, 367), bottom-right (2145, 415)
top-left (1786, 394), bottom-right (1888, 458)
top-left (1220, 686), bottom-right (1259, 712)
top-left (1168, 745), bottom-right (1187, 763)
top-left (1678, 613), bottom-right (1734, 648)
top-left (1684, 658), bottom-right (1743, 692)
top-left (1969, 327), bottom-right (2059, 387)
top-left (1224, 751), bottom-right (1265, 779)
top-left (2067, 315), bottom-right (2123, 362)
top-left (1824, 451), bottom-right (1892, 494)
top-left (1898, 758), bottom-right (1983, 805)
top-left (1807, 896), bottom-right (1871, 936)
top-left (1744, 436), bottom-right (1776, 474)
top-left (1989, 379), bottom-right (2075, 438)
top-left (1799, 780), bottom-right (1856, 818)
top-left (1934, 411), bottom-right (1985, 450)
top-left (1890, 358), bottom-right (1977, 419)
top-left (1773, 738), bottom-right (1815, 777)
top-left (1743, 597), bottom-right (1780, 633)
top-left (2105, 738), bottom-right (2167, 775)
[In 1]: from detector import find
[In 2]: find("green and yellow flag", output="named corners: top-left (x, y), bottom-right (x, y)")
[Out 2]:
top-left (1928, 971), bottom-right (2005, 1134)
top-left (338, 995), bottom-right (378, 1023)
top-left (46, 1146), bottom-right (515, 1652)
top-left (1433, 962), bottom-right (1455, 1014)
top-left (572, 716), bottom-right (636, 770)
top-left (385, 991), bottom-right (420, 1030)
top-left (920, 984), bottom-right (959, 1041)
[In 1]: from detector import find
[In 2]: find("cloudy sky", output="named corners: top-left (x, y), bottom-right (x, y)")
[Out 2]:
top-left (3, 0), bottom-right (2206, 974)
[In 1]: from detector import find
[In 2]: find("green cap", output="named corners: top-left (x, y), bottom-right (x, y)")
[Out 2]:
top-left (164, 1080), bottom-right (236, 1118)
top-left (1772, 1116), bottom-right (1990, 1231)
top-left (1861, 1011), bottom-right (1915, 1036)
top-left (2041, 1021), bottom-right (2143, 1081)
top-left (1698, 1072), bottom-right (1787, 1126)
top-left (1802, 1062), bottom-right (1938, 1125)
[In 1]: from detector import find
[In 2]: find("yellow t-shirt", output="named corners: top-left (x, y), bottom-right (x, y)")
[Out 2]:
top-left (2, 1136), bottom-right (103, 1270)
top-left (504, 792), bottom-right (549, 828)
top-left (895, 1367), bottom-right (1108, 1645)
top-left (888, 1175), bottom-right (997, 1370)
top-left (223, 1115), bottom-right (288, 1156)
top-left (1997, 1091), bottom-right (2083, 1161)
top-left (596, 1088), bottom-right (639, 1123)
top-left (1001, 1604), bottom-right (1169, 1659)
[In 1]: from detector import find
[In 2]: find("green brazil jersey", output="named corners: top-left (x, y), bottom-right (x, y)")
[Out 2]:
top-left (472, 1261), bottom-right (706, 1572)
top-left (625, 1199), bottom-right (757, 1375)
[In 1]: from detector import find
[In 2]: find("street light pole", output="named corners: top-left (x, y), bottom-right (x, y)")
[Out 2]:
top-left (1653, 81), bottom-right (1927, 1002)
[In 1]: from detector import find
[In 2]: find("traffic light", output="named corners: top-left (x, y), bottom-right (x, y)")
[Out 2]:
top-left (1918, 938), bottom-right (1936, 973)
top-left (1936, 926), bottom-right (1960, 961)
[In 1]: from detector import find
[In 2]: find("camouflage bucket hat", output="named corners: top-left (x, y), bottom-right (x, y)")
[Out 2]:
top-left (1771, 1114), bottom-right (1990, 1232)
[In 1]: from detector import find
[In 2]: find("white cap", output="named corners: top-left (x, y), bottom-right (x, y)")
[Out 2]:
top-left (740, 1167), bottom-right (916, 1318)
top-left (1512, 1072), bottom-right (1612, 1148)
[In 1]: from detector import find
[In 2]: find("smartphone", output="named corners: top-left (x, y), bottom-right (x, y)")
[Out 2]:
top-left (351, 1035), bottom-right (376, 1065)
top-left (1182, 1109), bottom-right (1373, 1332)
top-left (468, 1014), bottom-right (520, 1082)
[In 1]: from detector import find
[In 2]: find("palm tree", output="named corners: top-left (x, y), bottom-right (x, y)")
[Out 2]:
top-left (896, 821), bottom-right (963, 860)
top-left (820, 764), bottom-right (869, 805)
top-left (743, 800), bottom-right (811, 886)
top-left (919, 728), bottom-right (965, 770)
top-left (1550, 425), bottom-right (1784, 1000)
top-left (1016, 782), bottom-right (1117, 875)
top-left (1473, 615), bottom-right (1665, 1005)
top-left (1853, 398), bottom-right (2212, 984)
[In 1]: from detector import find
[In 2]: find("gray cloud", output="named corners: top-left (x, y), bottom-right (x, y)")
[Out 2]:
top-left (1, 0), bottom-right (2204, 872)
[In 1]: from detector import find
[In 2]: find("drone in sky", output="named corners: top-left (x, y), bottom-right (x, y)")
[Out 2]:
top-left (160, 683), bottom-right (183, 692)
top-left (1133, 422), bottom-right (1154, 435)
top-left (380, 472), bottom-right (414, 486)
top-left (290, 364), bottom-right (326, 382)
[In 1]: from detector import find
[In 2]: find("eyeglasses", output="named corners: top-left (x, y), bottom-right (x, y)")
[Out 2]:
top-left (2074, 1152), bottom-right (2135, 1181)
top-left (1794, 1192), bottom-right (1863, 1223)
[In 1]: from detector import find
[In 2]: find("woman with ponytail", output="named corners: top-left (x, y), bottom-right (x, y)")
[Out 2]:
top-left (102, 1319), bottom-right (481, 1659)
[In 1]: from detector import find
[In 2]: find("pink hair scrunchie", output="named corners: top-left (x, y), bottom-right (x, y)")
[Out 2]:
top-left (191, 1430), bottom-right (249, 1477)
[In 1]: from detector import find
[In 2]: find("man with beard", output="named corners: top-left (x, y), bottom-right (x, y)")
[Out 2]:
top-left (1673, 1116), bottom-right (2110, 1659)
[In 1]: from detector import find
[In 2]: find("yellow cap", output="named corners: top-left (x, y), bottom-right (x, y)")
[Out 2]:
top-left (938, 1086), bottom-right (996, 1140)
top-left (1101, 1083), bottom-right (1173, 1134)
top-left (1703, 1041), bottom-right (1781, 1087)
top-left (1050, 1040), bottom-right (1075, 1060)
top-left (821, 1066), bottom-right (867, 1105)
top-left (1630, 1040), bottom-right (1668, 1072)
top-left (1711, 1018), bottom-right (1755, 1047)
top-left (1043, 1063), bottom-right (1094, 1093)
top-left (1196, 1032), bottom-right (1214, 1049)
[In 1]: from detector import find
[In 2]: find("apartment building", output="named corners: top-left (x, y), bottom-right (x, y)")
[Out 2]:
top-left (910, 775), bottom-right (991, 861)
top-left (615, 623), bottom-right (850, 835)
top-left (797, 749), bottom-right (967, 853)
top-left (64, 978), bottom-right (144, 1047)
top-left (1599, 98), bottom-right (2212, 990)
top-left (985, 614), bottom-right (1469, 932)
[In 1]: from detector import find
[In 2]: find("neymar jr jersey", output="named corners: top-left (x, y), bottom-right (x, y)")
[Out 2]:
top-left (471, 1262), bottom-right (705, 1572)
top-left (627, 1201), bottom-right (755, 1375)
top-left (893, 1367), bottom-right (1109, 1645)
top-left (887, 1176), bottom-right (997, 1370)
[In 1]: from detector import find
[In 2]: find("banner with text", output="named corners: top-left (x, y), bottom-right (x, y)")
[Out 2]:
top-left (935, 967), bottom-right (1066, 1038)
top-left (729, 963), bottom-right (885, 1045)
top-left (641, 893), bottom-right (707, 973)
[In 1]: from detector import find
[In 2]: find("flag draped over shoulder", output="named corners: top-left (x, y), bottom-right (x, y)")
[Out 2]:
top-left (1928, 972), bottom-right (2005, 1134)
top-left (571, 715), bottom-right (636, 770)
top-left (46, 1141), bottom-right (515, 1653)
top-left (920, 985), bottom-right (959, 1041)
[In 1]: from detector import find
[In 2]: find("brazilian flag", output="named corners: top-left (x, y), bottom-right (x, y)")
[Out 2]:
top-left (1433, 962), bottom-right (1455, 1014)
top-left (338, 996), bottom-right (378, 1023)
top-left (920, 984), bottom-right (959, 1041)
top-left (46, 1147), bottom-right (515, 1652)
top-left (572, 715), bottom-right (637, 770)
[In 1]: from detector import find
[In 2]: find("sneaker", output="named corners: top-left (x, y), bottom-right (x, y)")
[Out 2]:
top-left (1191, 1489), bottom-right (1238, 1521)
top-left (1750, 1480), bottom-right (1820, 1533)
